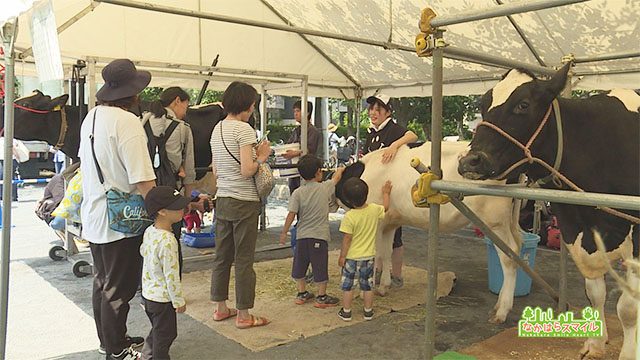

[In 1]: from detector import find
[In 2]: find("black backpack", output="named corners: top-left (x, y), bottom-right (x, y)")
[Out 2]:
top-left (143, 117), bottom-right (180, 189)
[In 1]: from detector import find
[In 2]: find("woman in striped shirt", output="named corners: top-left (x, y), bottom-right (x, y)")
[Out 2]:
top-left (209, 81), bottom-right (271, 329)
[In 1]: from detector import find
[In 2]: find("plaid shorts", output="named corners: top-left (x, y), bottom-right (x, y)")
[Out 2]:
top-left (340, 258), bottom-right (374, 291)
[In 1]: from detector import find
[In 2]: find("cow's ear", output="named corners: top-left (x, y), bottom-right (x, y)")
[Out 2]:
top-left (542, 63), bottom-right (571, 101)
top-left (49, 94), bottom-right (69, 110)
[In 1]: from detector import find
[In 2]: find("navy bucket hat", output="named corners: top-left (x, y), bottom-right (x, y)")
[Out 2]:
top-left (96, 59), bottom-right (151, 102)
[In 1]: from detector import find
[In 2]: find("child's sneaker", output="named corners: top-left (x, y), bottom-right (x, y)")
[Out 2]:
top-left (294, 291), bottom-right (315, 305)
top-left (363, 308), bottom-right (374, 321)
top-left (338, 308), bottom-right (352, 321)
top-left (314, 294), bottom-right (339, 308)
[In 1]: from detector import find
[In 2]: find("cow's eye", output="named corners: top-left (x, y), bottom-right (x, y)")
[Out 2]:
top-left (515, 101), bottom-right (529, 113)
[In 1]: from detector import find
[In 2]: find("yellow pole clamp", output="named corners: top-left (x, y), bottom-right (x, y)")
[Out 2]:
top-left (411, 171), bottom-right (450, 207)
top-left (415, 8), bottom-right (438, 57)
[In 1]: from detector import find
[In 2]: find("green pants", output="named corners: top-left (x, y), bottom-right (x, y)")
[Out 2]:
top-left (210, 197), bottom-right (261, 310)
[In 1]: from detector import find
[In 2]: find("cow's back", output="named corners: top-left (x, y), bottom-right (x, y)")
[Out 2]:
top-left (360, 142), bottom-right (515, 233)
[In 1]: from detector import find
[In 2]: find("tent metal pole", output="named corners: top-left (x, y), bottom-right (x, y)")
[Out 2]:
top-left (555, 62), bottom-right (574, 313)
top-left (574, 51), bottom-right (640, 64)
top-left (301, 77), bottom-right (308, 155)
top-left (259, 86), bottom-right (268, 231)
top-left (494, 0), bottom-right (546, 66)
top-left (0, 19), bottom-right (18, 360)
top-left (425, 29), bottom-right (444, 360)
top-left (19, 1), bottom-right (100, 59)
top-left (354, 88), bottom-right (362, 156)
top-left (430, 0), bottom-right (588, 28)
top-left (87, 59), bottom-right (96, 110)
top-left (94, 0), bottom-right (416, 52)
top-left (430, 181), bottom-right (640, 211)
top-left (443, 46), bottom-right (555, 76)
top-left (258, 0), bottom-right (361, 88)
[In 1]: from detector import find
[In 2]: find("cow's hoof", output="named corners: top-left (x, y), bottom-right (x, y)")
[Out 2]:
top-left (488, 313), bottom-right (507, 324)
top-left (579, 338), bottom-right (606, 359)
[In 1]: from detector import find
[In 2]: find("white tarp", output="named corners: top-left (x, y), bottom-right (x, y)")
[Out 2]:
top-left (4, 0), bottom-right (640, 97)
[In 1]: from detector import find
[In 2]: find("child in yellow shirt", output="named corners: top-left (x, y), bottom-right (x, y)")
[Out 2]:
top-left (337, 178), bottom-right (391, 321)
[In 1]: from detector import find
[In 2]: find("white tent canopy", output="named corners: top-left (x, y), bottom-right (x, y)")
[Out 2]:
top-left (4, 0), bottom-right (639, 98)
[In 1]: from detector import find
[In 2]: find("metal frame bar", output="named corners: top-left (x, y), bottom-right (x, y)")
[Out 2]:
top-left (494, 0), bottom-right (546, 66)
top-left (425, 29), bottom-right (444, 360)
top-left (300, 77), bottom-right (309, 155)
top-left (574, 51), bottom-right (640, 64)
top-left (443, 46), bottom-right (556, 76)
top-left (430, 181), bottom-right (640, 211)
top-left (94, 0), bottom-right (416, 52)
top-left (258, 0), bottom-right (361, 88)
top-left (430, 0), bottom-right (588, 28)
top-left (0, 19), bottom-right (18, 360)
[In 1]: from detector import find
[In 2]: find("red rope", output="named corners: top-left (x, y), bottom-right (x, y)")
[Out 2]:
top-left (13, 103), bottom-right (51, 114)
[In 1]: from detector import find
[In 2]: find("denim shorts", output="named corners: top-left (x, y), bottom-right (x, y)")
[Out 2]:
top-left (340, 258), bottom-right (374, 291)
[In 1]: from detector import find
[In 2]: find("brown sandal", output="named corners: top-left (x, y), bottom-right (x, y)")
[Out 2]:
top-left (235, 315), bottom-right (270, 329)
top-left (213, 308), bottom-right (237, 321)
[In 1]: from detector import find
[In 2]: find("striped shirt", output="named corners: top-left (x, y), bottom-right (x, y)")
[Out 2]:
top-left (211, 119), bottom-right (259, 202)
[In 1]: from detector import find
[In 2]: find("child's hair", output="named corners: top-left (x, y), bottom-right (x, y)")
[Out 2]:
top-left (343, 177), bottom-right (368, 207)
top-left (297, 154), bottom-right (323, 180)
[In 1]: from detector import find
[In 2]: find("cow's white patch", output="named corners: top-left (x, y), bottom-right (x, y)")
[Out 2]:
top-left (607, 89), bottom-right (640, 113)
top-left (566, 229), bottom-right (633, 279)
top-left (488, 70), bottom-right (534, 112)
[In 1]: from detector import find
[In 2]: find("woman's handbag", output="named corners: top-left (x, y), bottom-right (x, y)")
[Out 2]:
top-left (90, 110), bottom-right (153, 235)
top-left (220, 122), bottom-right (275, 200)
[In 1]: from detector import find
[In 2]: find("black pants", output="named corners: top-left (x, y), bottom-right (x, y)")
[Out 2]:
top-left (142, 298), bottom-right (177, 360)
top-left (90, 236), bottom-right (143, 355)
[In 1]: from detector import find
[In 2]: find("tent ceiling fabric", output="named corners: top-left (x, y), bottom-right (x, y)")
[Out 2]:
top-left (8, 0), bottom-right (640, 97)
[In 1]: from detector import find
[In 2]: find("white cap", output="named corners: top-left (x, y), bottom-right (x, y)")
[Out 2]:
top-left (366, 93), bottom-right (391, 107)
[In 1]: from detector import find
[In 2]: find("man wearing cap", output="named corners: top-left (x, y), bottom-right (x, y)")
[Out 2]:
top-left (364, 94), bottom-right (418, 289)
top-left (79, 58), bottom-right (156, 359)
top-left (282, 100), bottom-right (320, 194)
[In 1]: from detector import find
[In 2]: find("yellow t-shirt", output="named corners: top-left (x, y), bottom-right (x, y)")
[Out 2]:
top-left (339, 204), bottom-right (385, 259)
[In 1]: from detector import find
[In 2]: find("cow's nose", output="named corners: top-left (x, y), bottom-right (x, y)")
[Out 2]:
top-left (458, 151), bottom-right (489, 176)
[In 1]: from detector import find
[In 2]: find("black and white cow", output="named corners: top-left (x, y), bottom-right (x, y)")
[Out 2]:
top-left (1, 91), bottom-right (225, 193)
top-left (458, 63), bottom-right (640, 360)
top-left (336, 141), bottom-right (523, 324)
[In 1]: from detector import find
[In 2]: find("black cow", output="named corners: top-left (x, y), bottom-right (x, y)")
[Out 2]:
top-left (1, 90), bottom-right (225, 181)
top-left (458, 63), bottom-right (640, 360)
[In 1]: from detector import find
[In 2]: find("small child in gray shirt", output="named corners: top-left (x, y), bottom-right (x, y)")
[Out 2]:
top-left (280, 155), bottom-right (344, 308)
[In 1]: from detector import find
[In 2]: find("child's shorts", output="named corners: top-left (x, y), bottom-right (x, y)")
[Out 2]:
top-left (292, 238), bottom-right (328, 282)
top-left (340, 258), bottom-right (374, 291)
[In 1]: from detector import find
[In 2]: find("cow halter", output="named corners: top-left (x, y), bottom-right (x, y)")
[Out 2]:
top-left (477, 99), bottom-right (640, 225)
top-left (13, 103), bottom-right (68, 150)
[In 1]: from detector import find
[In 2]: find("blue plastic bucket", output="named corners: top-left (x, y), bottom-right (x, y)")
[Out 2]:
top-left (485, 232), bottom-right (540, 296)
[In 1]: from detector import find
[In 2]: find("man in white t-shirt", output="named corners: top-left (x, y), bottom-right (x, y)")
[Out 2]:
top-left (78, 59), bottom-right (156, 360)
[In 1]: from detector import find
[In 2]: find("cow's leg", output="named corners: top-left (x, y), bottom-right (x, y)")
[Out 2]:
top-left (580, 276), bottom-right (608, 359)
top-left (490, 226), bottom-right (520, 323)
top-left (375, 227), bottom-right (395, 296)
top-left (617, 268), bottom-right (638, 360)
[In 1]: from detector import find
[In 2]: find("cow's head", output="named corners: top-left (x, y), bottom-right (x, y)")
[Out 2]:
top-left (458, 63), bottom-right (570, 180)
top-left (2, 90), bottom-right (69, 140)
top-left (335, 161), bottom-right (365, 209)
